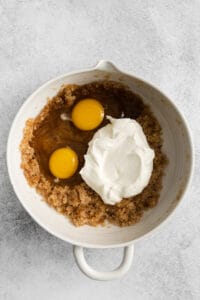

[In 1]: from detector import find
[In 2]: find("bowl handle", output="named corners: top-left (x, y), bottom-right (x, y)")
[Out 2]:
top-left (73, 244), bottom-right (134, 281)
top-left (94, 60), bottom-right (121, 73)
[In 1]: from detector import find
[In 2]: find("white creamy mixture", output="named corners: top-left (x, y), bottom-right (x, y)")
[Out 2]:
top-left (80, 116), bottom-right (155, 205)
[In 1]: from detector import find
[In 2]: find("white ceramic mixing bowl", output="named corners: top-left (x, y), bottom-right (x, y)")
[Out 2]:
top-left (7, 61), bottom-right (193, 280)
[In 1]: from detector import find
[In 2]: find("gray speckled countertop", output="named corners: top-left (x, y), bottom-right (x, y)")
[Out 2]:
top-left (0, 1), bottom-right (200, 299)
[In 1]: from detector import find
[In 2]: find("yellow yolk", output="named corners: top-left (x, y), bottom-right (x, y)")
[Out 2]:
top-left (72, 98), bottom-right (104, 130)
top-left (49, 147), bottom-right (78, 179)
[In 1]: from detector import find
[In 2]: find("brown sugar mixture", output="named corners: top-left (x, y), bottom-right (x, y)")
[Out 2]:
top-left (20, 81), bottom-right (168, 227)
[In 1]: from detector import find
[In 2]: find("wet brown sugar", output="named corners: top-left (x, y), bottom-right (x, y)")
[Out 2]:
top-left (20, 81), bottom-right (167, 226)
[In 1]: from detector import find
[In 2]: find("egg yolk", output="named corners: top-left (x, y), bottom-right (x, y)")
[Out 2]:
top-left (49, 147), bottom-right (78, 179)
top-left (72, 98), bottom-right (104, 130)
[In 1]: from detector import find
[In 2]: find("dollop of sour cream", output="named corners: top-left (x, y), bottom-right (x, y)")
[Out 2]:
top-left (80, 117), bottom-right (155, 205)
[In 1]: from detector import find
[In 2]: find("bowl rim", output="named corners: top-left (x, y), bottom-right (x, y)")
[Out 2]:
top-left (7, 62), bottom-right (194, 248)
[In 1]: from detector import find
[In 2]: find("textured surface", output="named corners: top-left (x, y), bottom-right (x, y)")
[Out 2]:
top-left (0, 0), bottom-right (200, 299)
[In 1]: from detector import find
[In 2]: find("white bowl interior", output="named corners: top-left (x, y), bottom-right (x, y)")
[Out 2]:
top-left (7, 68), bottom-right (193, 248)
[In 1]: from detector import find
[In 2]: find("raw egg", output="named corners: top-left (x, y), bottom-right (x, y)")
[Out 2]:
top-left (72, 98), bottom-right (104, 130)
top-left (49, 147), bottom-right (78, 179)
